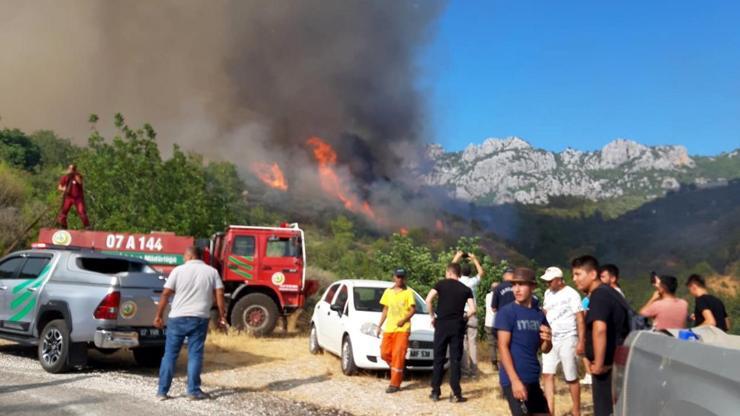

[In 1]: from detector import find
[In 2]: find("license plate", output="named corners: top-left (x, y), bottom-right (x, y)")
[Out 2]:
top-left (408, 349), bottom-right (432, 359)
top-left (140, 328), bottom-right (161, 337)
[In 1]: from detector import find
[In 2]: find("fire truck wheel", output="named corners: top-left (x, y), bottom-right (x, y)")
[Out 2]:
top-left (230, 293), bottom-right (279, 336)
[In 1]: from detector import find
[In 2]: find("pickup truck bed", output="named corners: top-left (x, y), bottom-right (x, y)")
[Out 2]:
top-left (614, 327), bottom-right (740, 416)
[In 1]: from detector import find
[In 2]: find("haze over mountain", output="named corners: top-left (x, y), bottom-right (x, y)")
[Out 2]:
top-left (425, 137), bottom-right (740, 206)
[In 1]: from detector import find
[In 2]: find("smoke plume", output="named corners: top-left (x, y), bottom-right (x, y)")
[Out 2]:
top-left (0, 1), bottom-right (443, 190)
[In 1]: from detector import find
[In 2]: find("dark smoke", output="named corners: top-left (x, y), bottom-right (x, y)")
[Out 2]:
top-left (0, 0), bottom-right (444, 186)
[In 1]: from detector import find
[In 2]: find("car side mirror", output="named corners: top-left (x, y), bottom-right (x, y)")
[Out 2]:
top-left (330, 304), bottom-right (343, 315)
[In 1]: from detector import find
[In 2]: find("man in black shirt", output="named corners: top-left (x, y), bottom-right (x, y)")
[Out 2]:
top-left (687, 274), bottom-right (730, 332)
top-left (572, 255), bottom-right (627, 416)
top-left (425, 262), bottom-right (477, 403)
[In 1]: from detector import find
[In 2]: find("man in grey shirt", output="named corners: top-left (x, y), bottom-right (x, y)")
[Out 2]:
top-left (154, 246), bottom-right (226, 400)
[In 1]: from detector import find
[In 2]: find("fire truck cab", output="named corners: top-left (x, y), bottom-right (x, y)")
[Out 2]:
top-left (208, 224), bottom-right (314, 335)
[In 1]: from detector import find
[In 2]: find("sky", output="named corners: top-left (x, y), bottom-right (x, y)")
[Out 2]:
top-left (421, 1), bottom-right (740, 155)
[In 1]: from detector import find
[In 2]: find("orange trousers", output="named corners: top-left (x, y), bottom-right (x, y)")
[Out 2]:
top-left (381, 332), bottom-right (410, 387)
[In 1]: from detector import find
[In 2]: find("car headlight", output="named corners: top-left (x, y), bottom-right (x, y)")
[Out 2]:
top-left (360, 322), bottom-right (380, 338)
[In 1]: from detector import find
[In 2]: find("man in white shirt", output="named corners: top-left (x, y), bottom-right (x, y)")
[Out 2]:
top-left (452, 251), bottom-right (484, 377)
top-left (540, 266), bottom-right (585, 416)
top-left (484, 281), bottom-right (499, 370)
top-left (154, 246), bottom-right (227, 401)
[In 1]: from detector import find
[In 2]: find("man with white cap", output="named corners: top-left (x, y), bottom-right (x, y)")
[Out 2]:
top-left (540, 266), bottom-right (585, 416)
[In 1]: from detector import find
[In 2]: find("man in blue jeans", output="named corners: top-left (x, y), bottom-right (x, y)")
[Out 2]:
top-left (153, 246), bottom-right (227, 400)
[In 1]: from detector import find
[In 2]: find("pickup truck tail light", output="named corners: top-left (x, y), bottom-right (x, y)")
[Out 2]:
top-left (94, 291), bottom-right (121, 320)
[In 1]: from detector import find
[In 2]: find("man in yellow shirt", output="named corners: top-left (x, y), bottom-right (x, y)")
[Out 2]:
top-left (376, 268), bottom-right (416, 393)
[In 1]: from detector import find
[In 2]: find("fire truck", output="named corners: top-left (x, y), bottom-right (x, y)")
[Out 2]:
top-left (34, 224), bottom-right (318, 336)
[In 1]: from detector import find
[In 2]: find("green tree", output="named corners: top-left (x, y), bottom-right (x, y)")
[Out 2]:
top-left (0, 128), bottom-right (41, 171)
top-left (74, 113), bottom-right (246, 237)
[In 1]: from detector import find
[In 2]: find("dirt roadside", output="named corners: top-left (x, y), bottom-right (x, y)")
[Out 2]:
top-left (200, 331), bottom-right (594, 416)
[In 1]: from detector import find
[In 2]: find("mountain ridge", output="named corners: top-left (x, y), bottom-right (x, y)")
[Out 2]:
top-left (424, 136), bottom-right (739, 206)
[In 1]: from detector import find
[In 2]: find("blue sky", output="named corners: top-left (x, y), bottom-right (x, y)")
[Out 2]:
top-left (421, 1), bottom-right (740, 155)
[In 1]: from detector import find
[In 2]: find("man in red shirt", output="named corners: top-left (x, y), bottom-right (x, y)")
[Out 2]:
top-left (57, 164), bottom-right (90, 229)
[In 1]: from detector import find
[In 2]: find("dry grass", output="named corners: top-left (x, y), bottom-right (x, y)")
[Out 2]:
top-left (201, 330), bottom-right (594, 416)
top-left (706, 275), bottom-right (740, 298)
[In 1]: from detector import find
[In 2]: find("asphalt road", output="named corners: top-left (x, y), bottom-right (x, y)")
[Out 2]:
top-left (0, 342), bottom-right (351, 416)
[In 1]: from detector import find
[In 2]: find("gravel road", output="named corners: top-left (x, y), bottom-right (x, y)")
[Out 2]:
top-left (0, 342), bottom-right (351, 416)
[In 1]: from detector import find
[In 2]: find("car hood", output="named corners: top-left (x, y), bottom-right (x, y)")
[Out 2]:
top-left (350, 310), bottom-right (434, 340)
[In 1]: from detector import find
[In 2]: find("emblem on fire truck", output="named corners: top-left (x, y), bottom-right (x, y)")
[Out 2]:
top-left (51, 230), bottom-right (72, 246)
top-left (271, 272), bottom-right (286, 286)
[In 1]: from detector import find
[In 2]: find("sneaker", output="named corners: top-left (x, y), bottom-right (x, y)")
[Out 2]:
top-left (429, 392), bottom-right (441, 402)
top-left (580, 374), bottom-right (592, 385)
top-left (385, 386), bottom-right (400, 394)
top-left (450, 394), bottom-right (468, 403)
top-left (187, 391), bottom-right (211, 401)
top-left (155, 394), bottom-right (170, 401)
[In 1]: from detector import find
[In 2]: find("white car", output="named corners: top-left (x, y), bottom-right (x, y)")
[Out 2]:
top-left (309, 279), bottom-right (435, 375)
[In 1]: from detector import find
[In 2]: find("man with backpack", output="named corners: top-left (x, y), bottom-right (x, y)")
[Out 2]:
top-left (571, 256), bottom-right (628, 416)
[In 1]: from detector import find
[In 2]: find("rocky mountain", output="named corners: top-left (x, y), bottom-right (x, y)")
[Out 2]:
top-left (424, 137), bottom-right (739, 205)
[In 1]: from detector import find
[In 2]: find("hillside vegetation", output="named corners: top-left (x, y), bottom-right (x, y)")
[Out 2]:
top-left (2, 116), bottom-right (737, 334)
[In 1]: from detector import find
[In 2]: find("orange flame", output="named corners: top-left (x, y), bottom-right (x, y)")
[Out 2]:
top-left (399, 227), bottom-right (409, 236)
top-left (251, 162), bottom-right (288, 191)
top-left (307, 136), bottom-right (378, 221)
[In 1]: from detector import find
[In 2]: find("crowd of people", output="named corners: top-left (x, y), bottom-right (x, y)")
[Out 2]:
top-left (377, 252), bottom-right (732, 416)
top-left (153, 246), bottom-right (731, 415)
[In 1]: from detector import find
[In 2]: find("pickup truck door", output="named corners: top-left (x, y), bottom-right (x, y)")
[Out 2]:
top-left (0, 256), bottom-right (26, 328)
top-left (2, 254), bottom-right (53, 334)
top-left (325, 284), bottom-right (350, 354)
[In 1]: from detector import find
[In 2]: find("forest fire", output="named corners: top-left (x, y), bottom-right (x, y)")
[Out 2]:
top-left (306, 136), bottom-right (378, 221)
top-left (399, 227), bottom-right (409, 236)
top-left (251, 162), bottom-right (288, 191)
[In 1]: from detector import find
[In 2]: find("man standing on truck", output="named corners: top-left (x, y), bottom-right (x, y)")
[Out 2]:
top-left (639, 275), bottom-right (688, 330)
top-left (540, 266), bottom-right (584, 416)
top-left (426, 262), bottom-right (477, 403)
top-left (686, 274), bottom-right (730, 332)
top-left (57, 164), bottom-right (90, 229)
top-left (452, 250), bottom-right (484, 377)
top-left (495, 267), bottom-right (552, 416)
top-left (572, 255), bottom-right (627, 416)
top-left (153, 246), bottom-right (227, 401)
top-left (376, 268), bottom-right (416, 393)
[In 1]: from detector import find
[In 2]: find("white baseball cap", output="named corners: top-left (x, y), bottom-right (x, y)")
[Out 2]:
top-left (540, 266), bottom-right (563, 282)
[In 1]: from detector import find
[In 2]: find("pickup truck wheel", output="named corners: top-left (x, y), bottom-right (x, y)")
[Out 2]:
top-left (309, 324), bottom-right (322, 354)
top-left (133, 346), bottom-right (165, 368)
top-left (341, 335), bottom-right (358, 376)
top-left (38, 319), bottom-right (71, 374)
top-left (230, 293), bottom-right (279, 336)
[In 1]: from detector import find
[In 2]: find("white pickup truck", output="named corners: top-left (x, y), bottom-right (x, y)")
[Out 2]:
top-left (613, 327), bottom-right (740, 415)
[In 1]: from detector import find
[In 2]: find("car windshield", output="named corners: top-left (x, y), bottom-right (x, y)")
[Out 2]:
top-left (353, 286), bottom-right (428, 314)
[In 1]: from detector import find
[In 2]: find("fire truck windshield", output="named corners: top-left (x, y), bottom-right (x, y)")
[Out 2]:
top-left (266, 237), bottom-right (301, 258)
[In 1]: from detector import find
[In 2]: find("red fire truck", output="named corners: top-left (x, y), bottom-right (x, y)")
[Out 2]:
top-left (34, 224), bottom-right (318, 335)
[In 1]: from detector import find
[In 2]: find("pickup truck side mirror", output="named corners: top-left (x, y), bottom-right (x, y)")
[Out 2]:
top-left (330, 304), bottom-right (343, 315)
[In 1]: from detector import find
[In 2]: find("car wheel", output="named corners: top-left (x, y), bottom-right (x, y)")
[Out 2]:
top-left (133, 346), bottom-right (165, 368)
top-left (38, 319), bottom-right (72, 374)
top-left (309, 324), bottom-right (322, 354)
top-left (230, 293), bottom-right (279, 336)
top-left (341, 335), bottom-right (358, 376)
